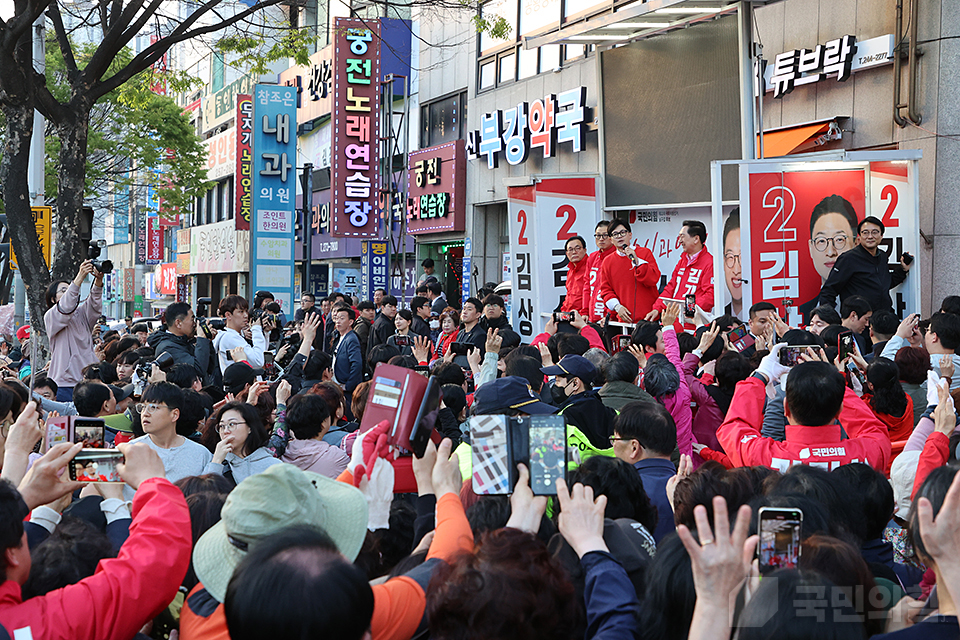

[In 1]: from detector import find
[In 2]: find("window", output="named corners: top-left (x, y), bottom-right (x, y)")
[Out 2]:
top-left (212, 53), bottom-right (225, 93)
top-left (420, 91), bottom-right (468, 148)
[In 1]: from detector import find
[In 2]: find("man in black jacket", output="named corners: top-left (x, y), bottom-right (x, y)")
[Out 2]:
top-left (541, 354), bottom-right (617, 450)
top-left (353, 301), bottom-right (375, 363)
top-left (368, 295), bottom-right (398, 350)
top-left (818, 216), bottom-right (912, 313)
top-left (149, 302), bottom-right (214, 385)
top-left (410, 296), bottom-right (432, 341)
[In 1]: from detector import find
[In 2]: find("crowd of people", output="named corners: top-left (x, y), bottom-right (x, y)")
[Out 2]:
top-left (0, 219), bottom-right (951, 640)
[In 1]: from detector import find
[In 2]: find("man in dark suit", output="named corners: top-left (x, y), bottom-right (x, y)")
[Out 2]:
top-left (410, 296), bottom-right (432, 341)
top-left (331, 306), bottom-right (362, 399)
top-left (369, 295), bottom-right (398, 350)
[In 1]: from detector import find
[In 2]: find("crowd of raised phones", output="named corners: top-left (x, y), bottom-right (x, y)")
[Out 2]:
top-left (0, 256), bottom-right (955, 640)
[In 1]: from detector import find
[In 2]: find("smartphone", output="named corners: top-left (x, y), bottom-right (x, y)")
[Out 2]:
top-left (553, 312), bottom-right (574, 323)
top-left (757, 507), bottom-right (803, 575)
top-left (409, 378), bottom-right (441, 458)
top-left (526, 415), bottom-right (566, 496)
top-left (263, 351), bottom-right (275, 365)
top-left (69, 449), bottom-right (124, 483)
top-left (73, 418), bottom-right (106, 449)
top-left (684, 294), bottom-right (696, 318)
top-left (727, 324), bottom-right (755, 353)
top-left (450, 342), bottom-right (476, 356)
top-left (902, 252), bottom-right (914, 266)
top-left (837, 330), bottom-right (855, 361)
top-left (471, 415), bottom-right (511, 495)
top-left (846, 360), bottom-right (867, 387)
top-left (779, 346), bottom-right (808, 367)
top-left (394, 335), bottom-right (413, 348)
top-left (613, 335), bottom-right (632, 353)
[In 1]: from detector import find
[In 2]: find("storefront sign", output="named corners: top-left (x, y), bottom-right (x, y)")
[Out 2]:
top-left (177, 228), bottom-right (191, 252)
top-left (190, 218), bottom-right (250, 273)
top-left (159, 263), bottom-right (177, 295)
top-left (764, 34), bottom-right (894, 99)
top-left (236, 94), bottom-right (254, 231)
top-left (202, 74), bottom-right (256, 133)
top-left (406, 140), bottom-right (466, 234)
top-left (468, 87), bottom-right (587, 169)
top-left (9, 206), bottom-right (51, 271)
top-left (204, 128), bottom-right (236, 180)
top-left (278, 46), bottom-right (334, 125)
top-left (113, 182), bottom-right (129, 245)
top-left (360, 240), bottom-right (389, 301)
top-left (332, 264), bottom-right (362, 295)
top-left (250, 84), bottom-right (298, 314)
top-left (331, 18), bottom-right (381, 238)
top-left (135, 207), bottom-right (147, 265)
top-left (462, 237), bottom-right (472, 304)
top-left (147, 216), bottom-right (163, 263)
top-left (123, 268), bottom-right (136, 301)
top-left (176, 252), bottom-right (191, 275)
top-left (177, 276), bottom-right (190, 303)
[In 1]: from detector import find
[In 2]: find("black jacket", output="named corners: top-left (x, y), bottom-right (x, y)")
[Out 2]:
top-left (453, 323), bottom-right (486, 368)
top-left (479, 315), bottom-right (513, 333)
top-left (353, 317), bottom-right (372, 362)
top-left (411, 316), bottom-right (432, 341)
top-left (369, 314), bottom-right (396, 351)
top-left (557, 390), bottom-right (617, 449)
top-left (147, 330), bottom-right (213, 384)
top-left (818, 244), bottom-right (907, 313)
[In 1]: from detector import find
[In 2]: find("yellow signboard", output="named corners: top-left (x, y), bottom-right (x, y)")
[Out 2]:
top-left (10, 206), bottom-right (52, 270)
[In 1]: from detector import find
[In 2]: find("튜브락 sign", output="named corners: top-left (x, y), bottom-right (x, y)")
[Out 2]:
top-left (764, 34), bottom-right (894, 99)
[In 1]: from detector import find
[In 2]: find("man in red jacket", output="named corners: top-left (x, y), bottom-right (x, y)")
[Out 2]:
top-left (651, 220), bottom-right (714, 327)
top-left (583, 221), bottom-right (616, 322)
top-left (560, 235), bottom-right (589, 315)
top-left (0, 440), bottom-right (191, 640)
top-left (716, 344), bottom-right (891, 473)
top-left (599, 218), bottom-right (661, 324)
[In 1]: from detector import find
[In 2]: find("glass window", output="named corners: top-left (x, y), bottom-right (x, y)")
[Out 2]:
top-left (518, 46), bottom-right (538, 79)
top-left (563, 0), bottom-right (608, 21)
top-left (498, 52), bottom-right (516, 83)
top-left (212, 53), bottom-right (225, 93)
top-left (480, 0), bottom-right (518, 53)
top-left (540, 44), bottom-right (561, 72)
top-left (520, 0), bottom-right (560, 36)
top-left (422, 92), bottom-right (466, 148)
top-left (563, 44), bottom-right (586, 60)
top-left (480, 60), bottom-right (496, 90)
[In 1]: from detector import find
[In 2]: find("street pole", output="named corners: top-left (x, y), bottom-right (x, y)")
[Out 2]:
top-left (301, 163), bottom-right (313, 299)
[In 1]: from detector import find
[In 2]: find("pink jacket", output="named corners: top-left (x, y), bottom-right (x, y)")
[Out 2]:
top-left (282, 438), bottom-right (350, 478)
top-left (680, 352), bottom-right (724, 451)
top-left (44, 282), bottom-right (102, 388)
top-left (660, 327), bottom-right (693, 459)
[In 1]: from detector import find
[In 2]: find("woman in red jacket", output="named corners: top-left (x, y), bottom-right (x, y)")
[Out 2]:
top-left (862, 357), bottom-right (914, 442)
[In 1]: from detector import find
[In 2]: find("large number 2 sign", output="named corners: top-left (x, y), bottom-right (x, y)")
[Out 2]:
top-left (761, 185), bottom-right (798, 243)
top-left (556, 205), bottom-right (577, 241)
top-left (517, 209), bottom-right (529, 245)
top-left (880, 184), bottom-right (900, 228)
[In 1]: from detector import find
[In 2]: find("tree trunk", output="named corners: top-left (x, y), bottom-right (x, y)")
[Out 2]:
top-left (52, 106), bottom-right (91, 284)
top-left (1, 102), bottom-right (51, 340)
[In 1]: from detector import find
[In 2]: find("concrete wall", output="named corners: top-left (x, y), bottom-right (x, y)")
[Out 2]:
top-left (755, 0), bottom-right (960, 313)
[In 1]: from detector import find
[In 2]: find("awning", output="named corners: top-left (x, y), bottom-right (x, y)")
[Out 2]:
top-left (758, 118), bottom-right (845, 158)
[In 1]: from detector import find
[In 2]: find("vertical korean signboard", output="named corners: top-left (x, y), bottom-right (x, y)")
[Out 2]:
top-left (251, 84), bottom-right (297, 315)
top-left (147, 216), bottom-right (163, 263)
top-left (331, 18), bottom-right (381, 238)
top-left (360, 240), bottom-right (388, 301)
top-left (135, 207), bottom-right (148, 265)
top-left (507, 186), bottom-right (537, 341)
top-left (235, 94), bottom-right (253, 231)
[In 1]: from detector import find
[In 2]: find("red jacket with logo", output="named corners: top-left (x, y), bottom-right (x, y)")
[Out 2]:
top-left (0, 478), bottom-right (191, 640)
top-left (599, 246), bottom-right (661, 323)
top-left (716, 377), bottom-right (891, 472)
top-left (653, 249), bottom-right (715, 320)
top-left (582, 246), bottom-right (616, 322)
top-left (561, 257), bottom-right (590, 315)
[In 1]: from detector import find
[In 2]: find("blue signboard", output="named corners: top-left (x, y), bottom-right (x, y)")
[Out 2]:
top-left (462, 237), bottom-right (472, 304)
top-left (251, 84), bottom-right (298, 315)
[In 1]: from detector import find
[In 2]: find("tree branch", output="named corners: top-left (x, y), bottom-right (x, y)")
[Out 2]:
top-left (46, 4), bottom-right (78, 76)
top-left (1, 0), bottom-right (50, 55)
top-left (81, 0), bottom-right (151, 83)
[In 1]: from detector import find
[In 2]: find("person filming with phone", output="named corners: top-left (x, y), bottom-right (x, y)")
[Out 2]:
top-left (44, 260), bottom-right (104, 402)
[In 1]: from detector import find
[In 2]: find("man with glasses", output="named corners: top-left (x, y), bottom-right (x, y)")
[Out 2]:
top-left (599, 218), bottom-right (661, 324)
top-left (124, 382), bottom-right (212, 500)
top-left (818, 216), bottom-right (912, 314)
top-left (560, 235), bottom-right (589, 316)
top-left (583, 221), bottom-right (616, 322)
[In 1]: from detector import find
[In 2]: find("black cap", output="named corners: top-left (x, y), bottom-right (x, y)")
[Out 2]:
top-left (472, 376), bottom-right (556, 415)
top-left (109, 384), bottom-right (135, 402)
top-left (541, 355), bottom-right (597, 386)
top-left (223, 362), bottom-right (262, 395)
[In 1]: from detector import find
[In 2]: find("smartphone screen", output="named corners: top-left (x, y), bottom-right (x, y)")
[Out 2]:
top-left (779, 346), bottom-right (807, 367)
top-left (838, 331), bottom-right (855, 360)
top-left (528, 416), bottom-right (565, 495)
top-left (758, 507), bottom-right (802, 575)
top-left (728, 324), bottom-right (749, 343)
top-left (684, 294), bottom-right (696, 318)
top-left (73, 419), bottom-right (105, 449)
top-left (613, 335), bottom-right (632, 353)
top-left (263, 351), bottom-right (275, 365)
top-left (471, 415), bottom-right (510, 495)
top-left (69, 450), bottom-right (124, 483)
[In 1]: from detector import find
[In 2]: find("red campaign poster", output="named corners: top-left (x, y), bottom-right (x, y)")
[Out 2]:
top-left (147, 216), bottom-right (164, 262)
top-left (747, 169), bottom-right (866, 325)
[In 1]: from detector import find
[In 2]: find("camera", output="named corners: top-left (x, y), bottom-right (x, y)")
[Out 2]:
top-left (134, 351), bottom-right (175, 396)
top-left (88, 240), bottom-right (113, 274)
top-left (276, 332), bottom-right (302, 368)
top-left (196, 297), bottom-right (226, 339)
top-left (449, 342), bottom-right (476, 356)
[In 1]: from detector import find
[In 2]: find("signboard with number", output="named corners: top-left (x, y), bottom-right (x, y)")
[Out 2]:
top-left (9, 206), bottom-right (51, 271)
top-left (507, 187), bottom-right (537, 341)
top-left (250, 84), bottom-right (298, 315)
top-left (331, 17), bottom-right (381, 238)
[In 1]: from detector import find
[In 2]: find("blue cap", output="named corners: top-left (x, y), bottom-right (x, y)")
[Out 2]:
top-left (472, 376), bottom-right (556, 415)
top-left (540, 354), bottom-right (597, 386)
